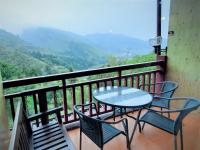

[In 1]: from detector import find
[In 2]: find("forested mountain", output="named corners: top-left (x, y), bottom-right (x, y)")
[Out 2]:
top-left (20, 27), bottom-right (106, 69)
top-left (21, 27), bottom-right (88, 53)
top-left (20, 27), bottom-right (153, 58)
top-left (0, 27), bottom-right (155, 80)
top-left (0, 29), bottom-right (106, 80)
top-left (0, 29), bottom-right (68, 80)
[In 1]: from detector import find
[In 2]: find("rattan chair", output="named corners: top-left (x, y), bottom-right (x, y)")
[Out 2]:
top-left (140, 81), bottom-right (178, 117)
top-left (74, 103), bottom-right (130, 150)
top-left (139, 97), bottom-right (200, 150)
top-left (141, 81), bottom-right (178, 109)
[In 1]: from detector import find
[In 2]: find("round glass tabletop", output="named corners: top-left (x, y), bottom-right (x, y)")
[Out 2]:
top-left (93, 86), bottom-right (153, 108)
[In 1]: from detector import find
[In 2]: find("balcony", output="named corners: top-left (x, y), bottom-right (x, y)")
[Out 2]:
top-left (1, 54), bottom-right (200, 150)
top-left (2, 56), bottom-right (200, 150)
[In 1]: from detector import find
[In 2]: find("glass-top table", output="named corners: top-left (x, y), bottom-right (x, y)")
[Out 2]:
top-left (93, 86), bottom-right (152, 108)
top-left (93, 86), bottom-right (153, 145)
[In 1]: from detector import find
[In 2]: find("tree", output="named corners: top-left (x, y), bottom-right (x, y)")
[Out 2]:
top-left (0, 61), bottom-right (20, 80)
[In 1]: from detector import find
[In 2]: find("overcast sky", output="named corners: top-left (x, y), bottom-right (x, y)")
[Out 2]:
top-left (0, 0), bottom-right (170, 40)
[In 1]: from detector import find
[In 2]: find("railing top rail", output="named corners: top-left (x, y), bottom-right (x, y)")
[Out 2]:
top-left (3, 60), bottom-right (164, 88)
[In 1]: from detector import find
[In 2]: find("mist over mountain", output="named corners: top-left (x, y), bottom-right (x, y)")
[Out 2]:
top-left (21, 27), bottom-right (154, 58)
top-left (20, 27), bottom-right (102, 56)
top-left (85, 33), bottom-right (153, 56)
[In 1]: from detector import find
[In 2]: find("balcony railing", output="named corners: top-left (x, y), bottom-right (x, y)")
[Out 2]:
top-left (3, 60), bottom-right (165, 127)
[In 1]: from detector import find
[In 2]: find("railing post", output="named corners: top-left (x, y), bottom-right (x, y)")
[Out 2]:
top-left (118, 70), bottom-right (122, 86)
top-left (72, 86), bottom-right (76, 120)
top-left (38, 91), bottom-right (48, 125)
top-left (80, 85), bottom-right (84, 113)
top-left (96, 82), bottom-right (100, 114)
top-left (148, 73), bottom-right (151, 92)
top-left (62, 79), bottom-right (68, 123)
top-left (33, 94), bottom-right (39, 127)
top-left (156, 0), bottom-right (162, 55)
top-left (153, 72), bottom-right (157, 93)
top-left (53, 90), bottom-right (58, 107)
top-left (10, 97), bottom-right (15, 121)
top-left (130, 76), bottom-right (134, 87)
top-left (157, 55), bottom-right (167, 82)
top-left (142, 75), bottom-right (145, 90)
top-left (136, 75), bottom-right (140, 88)
top-left (88, 84), bottom-right (92, 116)
top-left (21, 95), bottom-right (26, 112)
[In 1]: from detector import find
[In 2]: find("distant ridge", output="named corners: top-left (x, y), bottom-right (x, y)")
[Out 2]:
top-left (85, 33), bottom-right (153, 56)
top-left (21, 27), bottom-right (154, 58)
top-left (20, 27), bottom-right (106, 69)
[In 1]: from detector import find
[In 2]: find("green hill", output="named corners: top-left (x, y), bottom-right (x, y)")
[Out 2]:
top-left (0, 28), bottom-right (106, 80)
top-left (20, 27), bottom-right (106, 69)
top-left (0, 29), bottom-right (67, 80)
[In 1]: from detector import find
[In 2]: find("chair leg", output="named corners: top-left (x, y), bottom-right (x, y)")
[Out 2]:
top-left (168, 105), bottom-right (170, 118)
top-left (120, 108), bottom-right (123, 118)
top-left (126, 133), bottom-right (130, 150)
top-left (125, 120), bottom-right (130, 150)
top-left (80, 131), bottom-right (82, 150)
top-left (113, 106), bottom-right (116, 121)
top-left (129, 108), bottom-right (142, 144)
top-left (142, 122), bottom-right (146, 131)
top-left (138, 122), bottom-right (142, 133)
top-left (161, 108), bottom-right (163, 115)
top-left (180, 125), bottom-right (184, 150)
top-left (173, 135), bottom-right (177, 150)
top-left (168, 112), bottom-right (170, 118)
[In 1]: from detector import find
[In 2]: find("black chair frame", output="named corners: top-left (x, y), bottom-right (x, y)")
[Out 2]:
top-left (140, 81), bottom-right (178, 117)
top-left (74, 103), bottom-right (130, 150)
top-left (139, 97), bottom-right (200, 150)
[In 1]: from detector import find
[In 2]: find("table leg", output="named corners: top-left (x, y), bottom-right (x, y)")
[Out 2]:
top-left (128, 108), bottom-right (143, 144)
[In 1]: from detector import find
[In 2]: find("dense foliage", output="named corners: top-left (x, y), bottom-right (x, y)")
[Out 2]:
top-left (0, 28), bottom-right (106, 81)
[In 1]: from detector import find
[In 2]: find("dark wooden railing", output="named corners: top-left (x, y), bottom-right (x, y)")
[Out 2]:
top-left (3, 60), bottom-right (165, 127)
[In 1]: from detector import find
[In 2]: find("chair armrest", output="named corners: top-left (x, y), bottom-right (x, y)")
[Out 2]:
top-left (98, 118), bottom-right (128, 125)
top-left (28, 106), bottom-right (63, 124)
top-left (144, 106), bottom-right (183, 113)
top-left (159, 88), bottom-right (176, 94)
top-left (139, 82), bottom-right (164, 89)
top-left (74, 102), bottom-right (100, 118)
top-left (153, 97), bottom-right (190, 101)
top-left (145, 97), bottom-right (200, 113)
top-left (153, 96), bottom-right (170, 101)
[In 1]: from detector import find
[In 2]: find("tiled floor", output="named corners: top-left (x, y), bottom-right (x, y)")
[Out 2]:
top-left (68, 111), bottom-right (200, 150)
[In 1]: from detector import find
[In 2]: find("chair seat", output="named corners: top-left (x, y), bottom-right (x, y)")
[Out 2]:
top-left (32, 121), bottom-right (72, 150)
top-left (151, 99), bottom-right (168, 108)
top-left (102, 123), bottom-right (123, 144)
top-left (140, 111), bottom-right (175, 134)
